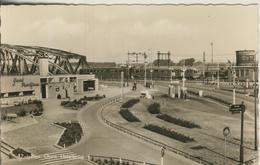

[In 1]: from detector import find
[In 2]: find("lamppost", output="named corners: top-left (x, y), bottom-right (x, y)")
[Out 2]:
top-left (150, 69), bottom-right (153, 83)
top-left (232, 66), bottom-right (236, 104)
top-left (169, 66), bottom-right (174, 84)
top-left (144, 53), bottom-right (148, 87)
top-left (181, 63), bottom-right (186, 99)
top-left (127, 64), bottom-right (131, 87)
top-left (217, 63), bottom-right (220, 89)
top-left (121, 70), bottom-right (124, 100)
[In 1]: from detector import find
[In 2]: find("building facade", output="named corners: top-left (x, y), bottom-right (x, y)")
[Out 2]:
top-left (234, 50), bottom-right (258, 82)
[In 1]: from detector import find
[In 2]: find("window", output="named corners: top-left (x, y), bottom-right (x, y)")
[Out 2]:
top-left (246, 70), bottom-right (249, 76)
top-left (241, 70), bottom-right (244, 77)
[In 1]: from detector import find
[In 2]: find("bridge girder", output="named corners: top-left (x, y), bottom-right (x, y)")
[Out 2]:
top-left (0, 45), bottom-right (89, 75)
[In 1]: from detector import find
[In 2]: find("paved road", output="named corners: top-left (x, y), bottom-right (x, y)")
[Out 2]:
top-left (70, 96), bottom-right (198, 165)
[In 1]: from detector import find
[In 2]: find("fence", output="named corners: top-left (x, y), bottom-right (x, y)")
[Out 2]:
top-left (89, 154), bottom-right (156, 165)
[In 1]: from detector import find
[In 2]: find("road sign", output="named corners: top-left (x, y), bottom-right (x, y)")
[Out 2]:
top-left (229, 104), bottom-right (245, 113)
top-left (161, 147), bottom-right (165, 157)
top-left (223, 127), bottom-right (230, 137)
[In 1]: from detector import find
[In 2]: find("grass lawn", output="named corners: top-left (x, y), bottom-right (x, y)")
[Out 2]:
top-left (1, 104), bottom-right (38, 115)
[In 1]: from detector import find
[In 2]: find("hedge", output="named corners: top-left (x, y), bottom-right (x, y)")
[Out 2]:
top-left (119, 108), bottom-right (140, 122)
top-left (147, 102), bottom-right (161, 114)
top-left (157, 114), bottom-right (201, 129)
top-left (121, 99), bottom-right (140, 108)
top-left (204, 95), bottom-right (231, 106)
top-left (143, 124), bottom-right (194, 143)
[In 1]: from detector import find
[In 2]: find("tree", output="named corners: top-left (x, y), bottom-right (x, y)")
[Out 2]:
top-left (193, 61), bottom-right (203, 66)
top-left (153, 59), bottom-right (175, 66)
top-left (177, 58), bottom-right (195, 66)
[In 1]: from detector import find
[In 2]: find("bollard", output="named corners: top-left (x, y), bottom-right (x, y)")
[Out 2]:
top-left (119, 157), bottom-right (122, 164)
top-left (87, 154), bottom-right (90, 161)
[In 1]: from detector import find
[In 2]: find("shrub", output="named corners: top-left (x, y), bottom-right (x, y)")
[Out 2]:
top-left (143, 124), bottom-right (194, 143)
top-left (119, 108), bottom-right (140, 122)
top-left (121, 99), bottom-right (140, 108)
top-left (12, 148), bottom-right (31, 157)
top-left (157, 114), bottom-right (201, 129)
top-left (204, 95), bottom-right (231, 106)
top-left (16, 110), bottom-right (26, 117)
top-left (147, 102), bottom-right (161, 114)
top-left (57, 94), bottom-right (61, 99)
top-left (1, 114), bottom-right (7, 120)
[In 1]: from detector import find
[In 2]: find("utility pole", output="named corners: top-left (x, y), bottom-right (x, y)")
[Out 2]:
top-left (203, 51), bottom-right (205, 83)
top-left (211, 42), bottom-right (214, 64)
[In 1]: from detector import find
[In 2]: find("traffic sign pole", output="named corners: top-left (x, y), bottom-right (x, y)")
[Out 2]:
top-left (229, 102), bottom-right (245, 165)
top-left (223, 127), bottom-right (230, 165)
top-left (240, 105), bottom-right (245, 164)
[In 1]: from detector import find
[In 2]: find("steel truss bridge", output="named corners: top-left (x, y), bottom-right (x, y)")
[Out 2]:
top-left (0, 44), bottom-right (89, 75)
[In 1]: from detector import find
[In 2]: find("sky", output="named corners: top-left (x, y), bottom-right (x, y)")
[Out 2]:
top-left (1, 5), bottom-right (258, 63)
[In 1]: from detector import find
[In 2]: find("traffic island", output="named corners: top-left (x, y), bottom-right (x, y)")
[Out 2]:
top-left (60, 94), bottom-right (106, 110)
top-left (54, 121), bottom-right (83, 148)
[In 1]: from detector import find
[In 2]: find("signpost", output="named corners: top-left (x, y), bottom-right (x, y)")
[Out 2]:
top-left (229, 102), bottom-right (246, 165)
top-left (161, 146), bottom-right (165, 165)
top-left (223, 127), bottom-right (231, 165)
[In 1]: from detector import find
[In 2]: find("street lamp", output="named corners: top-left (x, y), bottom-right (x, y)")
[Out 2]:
top-left (169, 66), bottom-right (174, 84)
top-left (150, 69), bottom-right (153, 82)
top-left (217, 63), bottom-right (220, 89)
top-left (232, 67), bottom-right (236, 104)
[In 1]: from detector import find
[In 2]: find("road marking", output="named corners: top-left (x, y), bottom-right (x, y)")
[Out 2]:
top-left (37, 149), bottom-right (84, 165)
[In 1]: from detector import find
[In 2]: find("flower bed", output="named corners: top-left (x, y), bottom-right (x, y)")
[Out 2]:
top-left (119, 108), bottom-right (140, 122)
top-left (143, 124), bottom-right (195, 143)
top-left (147, 102), bottom-right (161, 114)
top-left (12, 148), bottom-right (31, 158)
top-left (82, 94), bottom-right (106, 101)
top-left (61, 99), bottom-right (87, 110)
top-left (157, 114), bottom-right (201, 129)
top-left (55, 122), bottom-right (83, 147)
top-left (121, 99), bottom-right (140, 108)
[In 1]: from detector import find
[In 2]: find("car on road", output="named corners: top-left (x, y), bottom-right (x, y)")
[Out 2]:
top-left (140, 90), bottom-right (152, 99)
